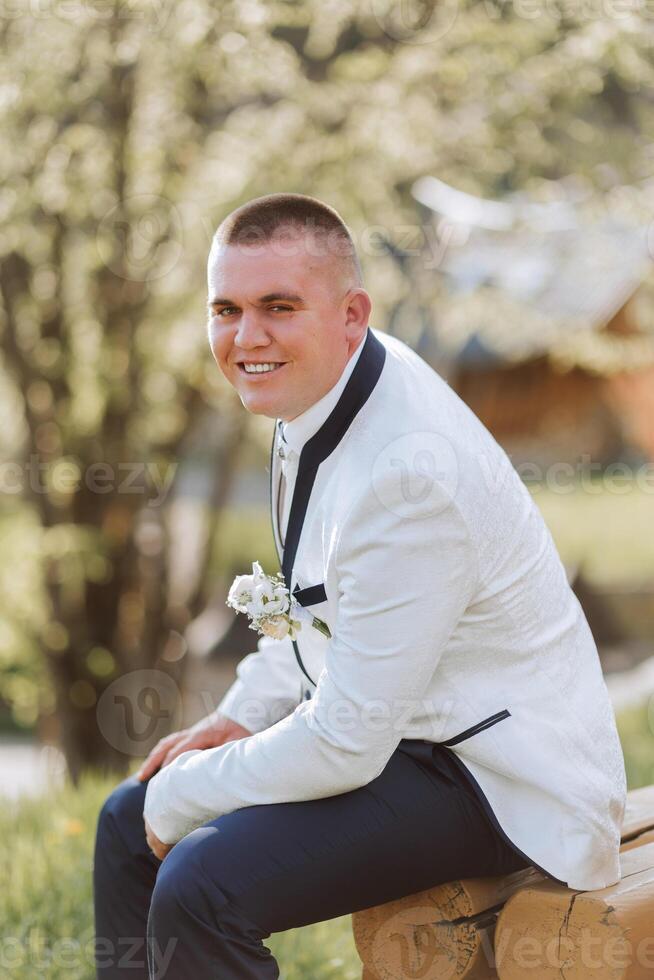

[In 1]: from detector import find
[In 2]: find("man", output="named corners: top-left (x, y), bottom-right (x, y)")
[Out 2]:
top-left (94, 193), bottom-right (627, 979)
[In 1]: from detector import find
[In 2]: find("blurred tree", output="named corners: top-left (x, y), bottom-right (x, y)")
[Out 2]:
top-left (0, 3), bottom-right (257, 777)
top-left (1, 0), bottom-right (652, 778)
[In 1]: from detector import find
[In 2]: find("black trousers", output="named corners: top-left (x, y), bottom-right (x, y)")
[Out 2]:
top-left (93, 739), bottom-right (530, 978)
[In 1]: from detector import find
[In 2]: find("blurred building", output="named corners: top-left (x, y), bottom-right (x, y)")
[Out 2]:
top-left (413, 177), bottom-right (654, 468)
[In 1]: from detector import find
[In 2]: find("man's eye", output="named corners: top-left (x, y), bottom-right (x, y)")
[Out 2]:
top-left (213, 307), bottom-right (237, 317)
top-left (269, 305), bottom-right (292, 312)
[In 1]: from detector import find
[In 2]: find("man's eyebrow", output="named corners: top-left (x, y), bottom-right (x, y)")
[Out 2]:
top-left (257, 292), bottom-right (304, 304)
top-left (208, 292), bottom-right (304, 307)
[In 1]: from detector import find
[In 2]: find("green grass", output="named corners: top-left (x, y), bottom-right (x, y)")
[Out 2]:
top-left (615, 701), bottom-right (654, 791)
top-left (212, 505), bottom-right (280, 579)
top-left (0, 770), bottom-right (359, 979)
top-left (2, 709), bottom-right (653, 978)
top-left (529, 481), bottom-right (654, 587)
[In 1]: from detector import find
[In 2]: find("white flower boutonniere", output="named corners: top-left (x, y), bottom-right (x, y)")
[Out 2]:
top-left (227, 561), bottom-right (331, 642)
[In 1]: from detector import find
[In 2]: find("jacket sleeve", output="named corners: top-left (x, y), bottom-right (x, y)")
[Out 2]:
top-left (144, 472), bottom-right (478, 844)
top-left (215, 633), bottom-right (301, 734)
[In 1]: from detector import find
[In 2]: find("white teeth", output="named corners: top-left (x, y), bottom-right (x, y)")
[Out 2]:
top-left (242, 362), bottom-right (282, 373)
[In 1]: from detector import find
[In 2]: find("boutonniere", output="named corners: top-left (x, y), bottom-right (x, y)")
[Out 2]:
top-left (227, 561), bottom-right (331, 642)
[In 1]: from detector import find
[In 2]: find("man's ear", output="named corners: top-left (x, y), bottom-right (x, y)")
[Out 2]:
top-left (344, 288), bottom-right (372, 348)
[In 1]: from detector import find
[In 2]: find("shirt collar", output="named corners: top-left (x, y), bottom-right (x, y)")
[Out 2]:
top-left (279, 331), bottom-right (368, 456)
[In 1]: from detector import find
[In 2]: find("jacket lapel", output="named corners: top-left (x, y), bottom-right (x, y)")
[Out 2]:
top-left (267, 328), bottom-right (386, 690)
top-left (280, 328), bottom-right (387, 589)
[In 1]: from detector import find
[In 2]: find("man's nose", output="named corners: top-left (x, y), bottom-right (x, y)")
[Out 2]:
top-left (234, 311), bottom-right (271, 348)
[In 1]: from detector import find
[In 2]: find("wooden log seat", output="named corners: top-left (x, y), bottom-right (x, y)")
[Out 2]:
top-left (352, 785), bottom-right (654, 980)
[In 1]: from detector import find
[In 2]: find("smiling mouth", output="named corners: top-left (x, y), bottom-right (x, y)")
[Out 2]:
top-left (238, 362), bottom-right (287, 376)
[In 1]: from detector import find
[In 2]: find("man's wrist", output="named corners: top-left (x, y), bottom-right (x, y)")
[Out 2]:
top-left (185, 710), bottom-right (226, 743)
top-left (215, 679), bottom-right (301, 734)
top-left (200, 709), bottom-right (253, 743)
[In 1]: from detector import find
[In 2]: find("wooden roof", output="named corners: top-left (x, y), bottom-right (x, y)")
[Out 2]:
top-left (412, 177), bottom-right (654, 375)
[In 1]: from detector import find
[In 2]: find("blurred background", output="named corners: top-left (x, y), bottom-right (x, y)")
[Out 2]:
top-left (1, 1), bottom-right (654, 975)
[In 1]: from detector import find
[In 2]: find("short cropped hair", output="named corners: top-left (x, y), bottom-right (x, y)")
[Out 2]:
top-left (213, 193), bottom-right (363, 286)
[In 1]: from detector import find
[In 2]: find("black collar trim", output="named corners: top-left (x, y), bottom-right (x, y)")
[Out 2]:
top-left (273, 328), bottom-right (386, 689)
top-left (281, 328), bottom-right (386, 586)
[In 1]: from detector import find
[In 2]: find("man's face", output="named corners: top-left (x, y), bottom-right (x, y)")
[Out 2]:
top-left (206, 230), bottom-right (370, 421)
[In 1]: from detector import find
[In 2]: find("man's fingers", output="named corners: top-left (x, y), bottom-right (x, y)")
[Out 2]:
top-left (136, 734), bottom-right (182, 781)
top-left (136, 746), bottom-right (168, 780)
top-left (161, 739), bottom-right (192, 769)
top-left (136, 756), bottom-right (159, 781)
top-left (136, 754), bottom-right (159, 781)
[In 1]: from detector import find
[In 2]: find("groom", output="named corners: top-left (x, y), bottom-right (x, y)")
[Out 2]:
top-left (94, 193), bottom-right (626, 979)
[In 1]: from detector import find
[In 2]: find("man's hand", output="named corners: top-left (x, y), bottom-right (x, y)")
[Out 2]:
top-left (136, 711), bottom-right (252, 782)
top-left (144, 816), bottom-right (174, 861)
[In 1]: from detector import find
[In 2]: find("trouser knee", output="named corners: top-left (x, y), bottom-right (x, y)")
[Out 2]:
top-left (95, 775), bottom-right (149, 857)
top-left (148, 832), bottom-right (263, 942)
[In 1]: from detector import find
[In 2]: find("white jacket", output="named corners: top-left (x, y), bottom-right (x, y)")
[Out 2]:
top-left (144, 327), bottom-right (627, 891)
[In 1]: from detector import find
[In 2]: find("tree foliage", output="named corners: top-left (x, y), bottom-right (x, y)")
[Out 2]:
top-left (1, 0), bottom-right (652, 775)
